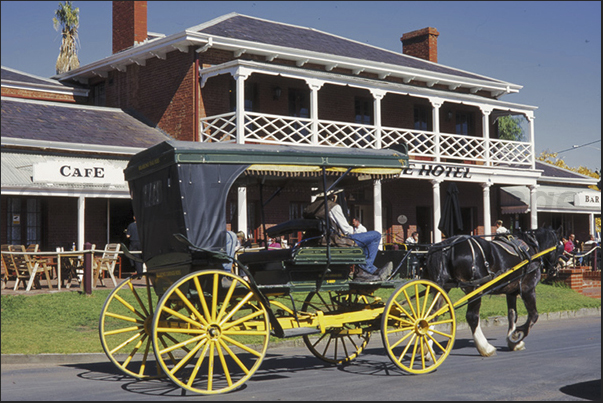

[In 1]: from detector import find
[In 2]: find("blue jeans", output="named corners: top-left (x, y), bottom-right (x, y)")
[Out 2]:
top-left (349, 230), bottom-right (381, 274)
top-left (223, 230), bottom-right (237, 272)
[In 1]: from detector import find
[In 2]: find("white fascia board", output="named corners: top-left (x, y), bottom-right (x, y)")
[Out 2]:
top-left (1, 186), bottom-right (131, 198)
top-left (537, 176), bottom-right (599, 186)
top-left (200, 59), bottom-right (537, 112)
top-left (1, 80), bottom-right (89, 97)
top-left (1, 137), bottom-right (145, 156)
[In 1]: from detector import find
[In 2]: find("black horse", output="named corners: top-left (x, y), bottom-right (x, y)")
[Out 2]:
top-left (424, 227), bottom-right (560, 356)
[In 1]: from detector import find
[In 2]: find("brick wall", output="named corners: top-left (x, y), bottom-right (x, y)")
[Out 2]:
top-left (1, 87), bottom-right (84, 103)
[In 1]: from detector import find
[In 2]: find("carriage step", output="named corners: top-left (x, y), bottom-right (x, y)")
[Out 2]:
top-left (281, 327), bottom-right (321, 338)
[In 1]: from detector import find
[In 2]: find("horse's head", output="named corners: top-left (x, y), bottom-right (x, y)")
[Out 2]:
top-left (533, 227), bottom-right (563, 274)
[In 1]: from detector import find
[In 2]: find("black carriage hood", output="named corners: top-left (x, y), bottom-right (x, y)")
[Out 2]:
top-left (124, 141), bottom-right (408, 264)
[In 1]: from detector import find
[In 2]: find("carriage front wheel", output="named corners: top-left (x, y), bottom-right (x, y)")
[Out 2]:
top-left (381, 279), bottom-right (456, 374)
top-left (152, 270), bottom-right (270, 395)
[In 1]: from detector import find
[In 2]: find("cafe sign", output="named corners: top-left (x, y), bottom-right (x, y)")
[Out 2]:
top-left (574, 191), bottom-right (601, 208)
top-left (33, 160), bottom-right (126, 185)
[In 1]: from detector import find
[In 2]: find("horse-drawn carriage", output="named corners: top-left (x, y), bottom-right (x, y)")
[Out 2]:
top-left (99, 140), bottom-right (559, 395)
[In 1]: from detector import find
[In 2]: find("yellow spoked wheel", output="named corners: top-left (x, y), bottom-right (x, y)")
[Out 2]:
top-left (99, 274), bottom-right (162, 379)
top-left (381, 280), bottom-right (456, 374)
top-left (152, 270), bottom-right (270, 395)
top-left (302, 291), bottom-right (373, 364)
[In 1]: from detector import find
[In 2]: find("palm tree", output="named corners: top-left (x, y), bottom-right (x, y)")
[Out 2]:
top-left (53, 1), bottom-right (80, 74)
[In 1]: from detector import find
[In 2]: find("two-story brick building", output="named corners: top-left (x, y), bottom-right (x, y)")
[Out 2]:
top-left (3, 1), bottom-right (599, 253)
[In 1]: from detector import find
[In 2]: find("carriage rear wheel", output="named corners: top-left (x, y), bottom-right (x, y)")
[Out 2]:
top-left (99, 274), bottom-right (162, 379)
top-left (381, 279), bottom-right (456, 374)
top-left (152, 270), bottom-right (270, 395)
top-left (301, 291), bottom-right (373, 365)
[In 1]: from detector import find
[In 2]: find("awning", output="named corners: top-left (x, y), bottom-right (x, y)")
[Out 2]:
top-left (1, 151), bottom-right (130, 198)
top-left (501, 185), bottom-right (601, 215)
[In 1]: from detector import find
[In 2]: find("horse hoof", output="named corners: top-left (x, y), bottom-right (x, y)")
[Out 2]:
top-left (508, 340), bottom-right (525, 351)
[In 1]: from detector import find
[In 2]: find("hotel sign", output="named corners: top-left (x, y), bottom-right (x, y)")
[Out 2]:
top-left (400, 163), bottom-right (472, 179)
top-left (33, 160), bottom-right (126, 185)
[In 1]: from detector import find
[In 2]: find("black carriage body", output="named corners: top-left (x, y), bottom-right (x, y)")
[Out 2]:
top-left (124, 140), bottom-right (409, 287)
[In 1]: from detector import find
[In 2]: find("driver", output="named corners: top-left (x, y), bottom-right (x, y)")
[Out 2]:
top-left (305, 190), bottom-right (392, 282)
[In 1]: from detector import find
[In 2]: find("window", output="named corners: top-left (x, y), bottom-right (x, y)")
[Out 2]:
top-left (93, 82), bottom-right (106, 106)
top-left (413, 105), bottom-right (432, 131)
top-left (288, 88), bottom-right (310, 141)
top-left (289, 202), bottom-right (307, 220)
top-left (455, 112), bottom-right (475, 136)
top-left (354, 97), bottom-right (373, 125)
top-left (6, 197), bottom-right (42, 245)
top-left (354, 97), bottom-right (373, 147)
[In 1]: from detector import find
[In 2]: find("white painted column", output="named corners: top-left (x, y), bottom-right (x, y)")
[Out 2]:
top-left (589, 213), bottom-right (595, 237)
top-left (480, 106), bottom-right (493, 166)
top-left (234, 69), bottom-right (249, 144)
top-left (373, 179), bottom-right (383, 235)
top-left (237, 187), bottom-right (247, 237)
top-left (306, 79), bottom-right (323, 145)
top-left (431, 179), bottom-right (442, 242)
top-left (527, 112), bottom-right (536, 170)
top-left (529, 184), bottom-right (539, 230)
top-left (370, 89), bottom-right (386, 149)
top-left (429, 98), bottom-right (443, 163)
top-left (77, 196), bottom-right (85, 250)
top-left (482, 181), bottom-right (492, 236)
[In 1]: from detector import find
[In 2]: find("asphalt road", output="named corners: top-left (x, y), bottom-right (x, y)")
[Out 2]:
top-left (2, 315), bottom-right (600, 401)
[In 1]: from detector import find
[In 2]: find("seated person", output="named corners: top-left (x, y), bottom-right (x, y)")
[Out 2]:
top-left (304, 190), bottom-right (392, 282)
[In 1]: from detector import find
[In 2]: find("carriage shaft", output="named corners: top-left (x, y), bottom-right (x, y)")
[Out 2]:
top-left (452, 246), bottom-right (557, 309)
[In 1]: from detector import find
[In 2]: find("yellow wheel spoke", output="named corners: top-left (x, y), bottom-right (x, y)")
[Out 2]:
top-left (207, 343), bottom-right (216, 392)
top-left (216, 342), bottom-right (233, 387)
top-left (169, 338), bottom-right (208, 375)
top-left (193, 276), bottom-right (212, 324)
top-left (218, 339), bottom-right (251, 375)
top-left (419, 335), bottom-right (426, 370)
top-left (420, 285), bottom-right (431, 318)
top-left (218, 292), bottom-right (254, 326)
top-left (128, 280), bottom-right (150, 318)
top-left (216, 279), bottom-right (238, 322)
top-left (414, 283), bottom-right (421, 318)
top-left (159, 334), bottom-right (206, 355)
top-left (109, 330), bottom-right (144, 355)
top-left (409, 334), bottom-right (420, 368)
top-left (221, 308), bottom-right (265, 331)
top-left (114, 294), bottom-right (146, 320)
top-left (104, 311), bottom-right (144, 325)
top-left (104, 324), bottom-right (143, 336)
top-left (221, 334), bottom-right (264, 358)
top-left (398, 333), bottom-right (417, 363)
top-left (387, 312), bottom-right (414, 328)
top-left (123, 334), bottom-right (146, 367)
top-left (185, 341), bottom-right (211, 387)
top-left (138, 337), bottom-right (152, 377)
top-left (174, 287), bottom-right (209, 327)
top-left (393, 299), bottom-right (414, 321)
top-left (424, 292), bottom-right (441, 320)
top-left (156, 327), bottom-right (206, 335)
top-left (389, 328), bottom-right (415, 349)
top-left (211, 273), bottom-right (219, 322)
top-left (160, 306), bottom-right (204, 329)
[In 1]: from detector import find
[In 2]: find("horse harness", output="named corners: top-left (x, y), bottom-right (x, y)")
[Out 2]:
top-left (447, 235), bottom-right (536, 289)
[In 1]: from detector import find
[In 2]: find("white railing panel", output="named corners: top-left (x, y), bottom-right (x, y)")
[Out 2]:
top-left (199, 112), bottom-right (237, 143)
top-left (199, 112), bottom-right (534, 167)
top-left (317, 120), bottom-right (376, 149)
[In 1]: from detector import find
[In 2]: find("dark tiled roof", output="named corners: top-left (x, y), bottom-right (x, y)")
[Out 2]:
top-left (535, 161), bottom-right (592, 180)
top-left (1, 98), bottom-right (172, 148)
top-left (1, 66), bottom-right (82, 89)
top-left (197, 14), bottom-right (498, 82)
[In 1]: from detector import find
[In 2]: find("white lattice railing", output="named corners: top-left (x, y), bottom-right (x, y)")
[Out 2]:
top-left (199, 112), bottom-right (533, 167)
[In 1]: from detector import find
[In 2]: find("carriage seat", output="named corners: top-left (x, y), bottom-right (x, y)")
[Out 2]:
top-left (266, 218), bottom-right (324, 238)
top-left (238, 248), bottom-right (293, 265)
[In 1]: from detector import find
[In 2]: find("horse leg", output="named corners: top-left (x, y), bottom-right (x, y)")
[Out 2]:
top-left (507, 289), bottom-right (539, 351)
top-left (467, 298), bottom-right (497, 357)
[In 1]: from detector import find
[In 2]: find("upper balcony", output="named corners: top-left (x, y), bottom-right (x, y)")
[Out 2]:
top-left (200, 111), bottom-right (534, 168)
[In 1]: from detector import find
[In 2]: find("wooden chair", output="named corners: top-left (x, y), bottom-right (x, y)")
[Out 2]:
top-left (1, 244), bottom-right (16, 290)
top-left (9, 244), bottom-right (54, 291)
top-left (93, 243), bottom-right (121, 288)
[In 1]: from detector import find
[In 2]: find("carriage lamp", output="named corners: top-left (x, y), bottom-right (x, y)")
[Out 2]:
top-left (273, 86), bottom-right (282, 100)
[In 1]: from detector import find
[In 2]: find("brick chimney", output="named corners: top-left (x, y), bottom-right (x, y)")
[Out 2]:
top-left (401, 27), bottom-right (439, 63)
top-left (112, 1), bottom-right (147, 54)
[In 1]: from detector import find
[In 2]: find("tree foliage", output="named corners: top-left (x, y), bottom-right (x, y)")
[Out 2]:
top-left (53, 1), bottom-right (80, 75)
top-left (497, 115), bottom-right (525, 141)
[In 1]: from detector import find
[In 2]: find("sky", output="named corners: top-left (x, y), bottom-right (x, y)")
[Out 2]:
top-left (1, 1), bottom-right (601, 171)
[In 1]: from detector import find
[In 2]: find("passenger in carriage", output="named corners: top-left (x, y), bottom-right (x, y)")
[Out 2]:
top-left (305, 190), bottom-right (392, 282)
